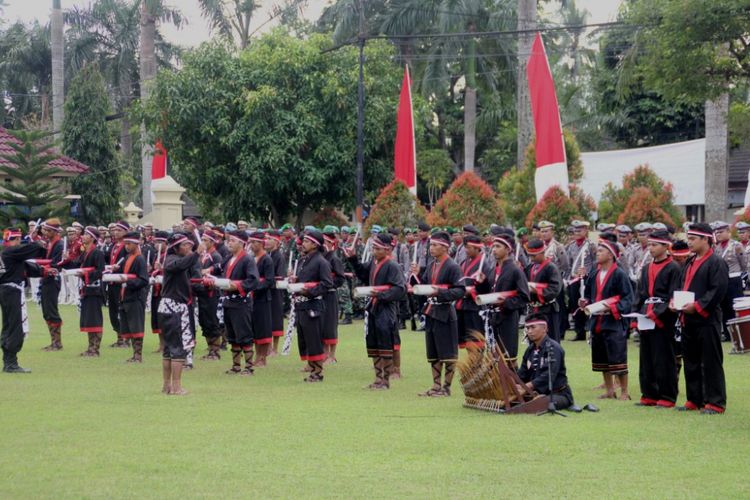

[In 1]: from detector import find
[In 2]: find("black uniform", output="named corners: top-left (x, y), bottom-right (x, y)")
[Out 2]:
top-left (417, 256), bottom-right (465, 363)
top-left (322, 249), bottom-right (346, 346)
top-left (517, 335), bottom-right (574, 409)
top-left (119, 252), bottom-right (149, 339)
top-left (270, 248), bottom-right (287, 338)
top-left (525, 259), bottom-right (562, 342)
top-left (107, 242), bottom-right (128, 334)
top-left (0, 242), bottom-right (45, 368)
top-left (349, 255), bottom-right (406, 357)
top-left (158, 252), bottom-right (199, 361)
top-left (636, 256), bottom-right (681, 405)
top-left (194, 250), bottom-right (222, 340)
top-left (79, 247), bottom-right (106, 334)
top-left (222, 251), bottom-right (259, 347)
top-left (252, 251), bottom-right (274, 346)
top-left (583, 264), bottom-right (634, 374)
top-left (455, 254), bottom-right (489, 349)
top-left (40, 237), bottom-right (64, 328)
top-left (477, 258), bottom-right (529, 361)
top-left (679, 250), bottom-right (728, 410)
top-left (294, 251), bottom-right (333, 362)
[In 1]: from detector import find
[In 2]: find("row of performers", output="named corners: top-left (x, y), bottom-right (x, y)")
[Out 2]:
top-left (0, 219), bottom-right (729, 414)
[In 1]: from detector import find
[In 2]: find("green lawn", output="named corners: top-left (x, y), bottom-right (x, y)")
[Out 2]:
top-left (1, 304), bottom-right (748, 499)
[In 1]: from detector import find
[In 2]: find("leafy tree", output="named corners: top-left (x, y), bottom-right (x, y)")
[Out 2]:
top-left (62, 65), bottom-right (121, 224)
top-left (142, 31), bottom-right (406, 225)
top-left (617, 186), bottom-right (680, 229)
top-left (418, 148), bottom-right (454, 208)
top-left (364, 179), bottom-right (427, 233)
top-left (427, 172), bottom-right (504, 229)
top-left (497, 128), bottom-right (584, 226)
top-left (525, 186), bottom-right (585, 237)
top-left (597, 165), bottom-right (683, 227)
top-left (626, 0), bottom-right (750, 102)
top-left (0, 128), bottom-right (67, 225)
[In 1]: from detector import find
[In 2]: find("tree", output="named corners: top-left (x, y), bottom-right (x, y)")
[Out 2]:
top-left (597, 165), bottom-right (683, 227)
top-left (198, 0), bottom-right (259, 49)
top-left (62, 65), bottom-right (120, 224)
top-left (427, 172), bottom-right (504, 229)
top-left (142, 31), bottom-right (405, 225)
top-left (617, 186), bottom-right (680, 229)
top-left (364, 179), bottom-right (427, 233)
top-left (525, 186), bottom-right (585, 237)
top-left (0, 21), bottom-right (52, 127)
top-left (497, 128), bottom-right (584, 227)
top-left (139, 0), bottom-right (184, 213)
top-left (625, 0), bottom-right (749, 223)
top-left (51, 0), bottom-right (64, 138)
top-left (418, 148), bottom-right (454, 208)
top-left (0, 129), bottom-right (67, 225)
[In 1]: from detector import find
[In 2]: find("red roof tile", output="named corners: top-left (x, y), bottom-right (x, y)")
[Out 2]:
top-left (0, 127), bottom-right (90, 174)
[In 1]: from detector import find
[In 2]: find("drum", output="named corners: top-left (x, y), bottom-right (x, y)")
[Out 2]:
top-left (726, 316), bottom-right (750, 354)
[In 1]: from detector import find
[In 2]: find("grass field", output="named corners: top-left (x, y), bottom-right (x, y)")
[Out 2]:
top-left (1, 304), bottom-right (748, 499)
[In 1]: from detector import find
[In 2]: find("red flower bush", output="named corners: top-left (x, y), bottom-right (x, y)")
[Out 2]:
top-left (427, 172), bottom-right (504, 229)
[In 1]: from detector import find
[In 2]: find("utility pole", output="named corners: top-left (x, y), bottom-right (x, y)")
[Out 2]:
top-left (355, 0), bottom-right (366, 223)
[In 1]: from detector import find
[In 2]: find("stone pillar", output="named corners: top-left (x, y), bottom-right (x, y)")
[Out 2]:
top-left (704, 93), bottom-right (729, 223)
top-left (123, 202), bottom-right (143, 225)
top-left (140, 175), bottom-right (185, 229)
top-left (516, 0), bottom-right (537, 169)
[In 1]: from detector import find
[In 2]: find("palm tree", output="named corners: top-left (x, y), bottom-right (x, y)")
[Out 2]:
top-left (198, 0), bottom-right (260, 50)
top-left (51, 0), bottom-right (64, 138)
top-left (139, 0), bottom-right (183, 213)
top-left (516, 0), bottom-right (536, 169)
top-left (0, 21), bottom-right (52, 127)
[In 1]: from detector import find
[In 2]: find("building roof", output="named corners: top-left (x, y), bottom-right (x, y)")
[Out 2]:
top-left (579, 139), bottom-right (705, 206)
top-left (0, 127), bottom-right (90, 175)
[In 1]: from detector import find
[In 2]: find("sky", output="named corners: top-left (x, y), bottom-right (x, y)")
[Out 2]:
top-left (1, 0), bottom-right (624, 48)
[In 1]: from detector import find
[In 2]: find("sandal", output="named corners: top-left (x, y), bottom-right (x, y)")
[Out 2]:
top-left (225, 368), bottom-right (241, 375)
top-left (418, 387), bottom-right (444, 397)
top-left (239, 368), bottom-right (254, 376)
top-left (169, 388), bottom-right (189, 396)
top-left (303, 374), bottom-right (323, 383)
top-left (597, 393), bottom-right (616, 400)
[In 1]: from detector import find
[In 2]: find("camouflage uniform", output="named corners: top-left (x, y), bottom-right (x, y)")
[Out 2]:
top-left (337, 244), bottom-right (354, 318)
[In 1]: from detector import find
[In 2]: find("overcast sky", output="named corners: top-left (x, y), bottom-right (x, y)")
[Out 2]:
top-left (1, 0), bottom-right (623, 48)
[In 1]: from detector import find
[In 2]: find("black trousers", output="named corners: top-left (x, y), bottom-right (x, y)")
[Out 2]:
top-left (40, 279), bottom-right (61, 326)
top-left (556, 288), bottom-right (569, 337)
top-left (638, 327), bottom-right (678, 403)
top-left (682, 322), bottom-right (726, 409)
top-left (80, 294), bottom-right (104, 333)
top-left (107, 284), bottom-right (121, 334)
top-left (457, 309), bottom-right (484, 348)
top-left (491, 310), bottom-right (521, 361)
top-left (321, 292), bottom-right (338, 345)
top-left (0, 286), bottom-right (25, 366)
top-left (297, 307), bottom-right (325, 362)
top-left (567, 285), bottom-right (586, 338)
top-left (197, 293), bottom-right (220, 338)
top-left (424, 316), bottom-right (458, 362)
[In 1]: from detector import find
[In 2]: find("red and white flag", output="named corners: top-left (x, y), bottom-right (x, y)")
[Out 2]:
top-left (527, 33), bottom-right (568, 201)
top-left (394, 65), bottom-right (417, 195)
top-left (152, 140), bottom-right (167, 180)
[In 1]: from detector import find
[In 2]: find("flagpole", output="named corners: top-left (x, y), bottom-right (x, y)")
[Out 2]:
top-left (355, 0), bottom-right (365, 223)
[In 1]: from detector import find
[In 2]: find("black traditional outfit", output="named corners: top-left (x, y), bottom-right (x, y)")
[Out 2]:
top-left (479, 257), bottom-right (529, 363)
top-left (270, 247), bottom-right (287, 339)
top-left (455, 253), bottom-right (489, 349)
top-left (119, 244), bottom-right (149, 362)
top-left (517, 335), bottom-right (574, 409)
top-left (679, 248), bottom-right (728, 412)
top-left (158, 251), bottom-right (199, 361)
top-left (583, 263), bottom-right (634, 374)
top-left (349, 250), bottom-right (406, 388)
top-left (194, 248), bottom-right (222, 359)
top-left (252, 250), bottom-right (274, 348)
top-left (78, 245), bottom-right (106, 356)
top-left (293, 244), bottom-right (333, 381)
top-left (322, 248), bottom-right (346, 348)
top-left (525, 258), bottom-right (562, 342)
top-left (222, 249), bottom-right (259, 374)
top-left (107, 240), bottom-right (128, 345)
top-left (635, 254), bottom-right (681, 406)
top-left (40, 235), bottom-right (64, 349)
top-left (1, 241), bottom-right (44, 371)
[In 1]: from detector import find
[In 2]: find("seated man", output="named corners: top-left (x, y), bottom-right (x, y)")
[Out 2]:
top-left (516, 313), bottom-right (575, 410)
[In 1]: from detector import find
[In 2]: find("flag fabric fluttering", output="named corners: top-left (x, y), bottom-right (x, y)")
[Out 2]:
top-left (152, 141), bottom-right (167, 180)
top-left (394, 65), bottom-right (417, 195)
top-left (527, 32), bottom-right (569, 201)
